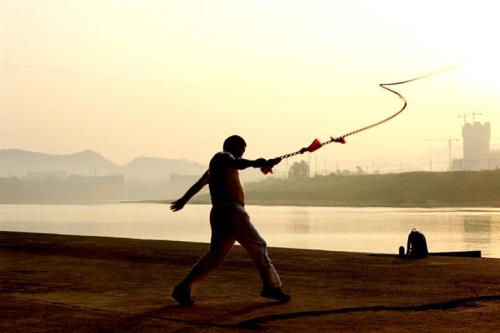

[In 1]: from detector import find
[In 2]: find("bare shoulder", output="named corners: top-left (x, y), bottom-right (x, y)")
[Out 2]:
top-left (210, 151), bottom-right (235, 167)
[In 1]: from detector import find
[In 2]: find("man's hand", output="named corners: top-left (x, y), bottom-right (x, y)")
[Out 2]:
top-left (170, 197), bottom-right (187, 212)
top-left (266, 157), bottom-right (282, 168)
top-left (254, 158), bottom-right (267, 168)
top-left (260, 157), bottom-right (282, 174)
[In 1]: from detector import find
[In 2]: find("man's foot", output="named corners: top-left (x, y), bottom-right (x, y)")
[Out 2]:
top-left (172, 285), bottom-right (193, 305)
top-left (260, 287), bottom-right (291, 303)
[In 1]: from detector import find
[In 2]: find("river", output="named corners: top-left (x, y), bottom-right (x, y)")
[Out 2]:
top-left (1, 204), bottom-right (500, 258)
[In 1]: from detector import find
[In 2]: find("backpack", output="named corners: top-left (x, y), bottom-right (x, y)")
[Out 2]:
top-left (406, 228), bottom-right (428, 258)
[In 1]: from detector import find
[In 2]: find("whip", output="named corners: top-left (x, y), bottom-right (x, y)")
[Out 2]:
top-left (261, 65), bottom-right (458, 174)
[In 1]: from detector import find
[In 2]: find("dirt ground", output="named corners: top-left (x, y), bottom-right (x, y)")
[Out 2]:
top-left (1, 231), bottom-right (500, 332)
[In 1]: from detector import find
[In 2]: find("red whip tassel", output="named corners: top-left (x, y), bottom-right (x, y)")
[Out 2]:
top-left (306, 138), bottom-right (323, 152)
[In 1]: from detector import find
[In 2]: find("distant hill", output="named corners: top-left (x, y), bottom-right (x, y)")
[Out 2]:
top-left (121, 156), bottom-right (203, 180)
top-left (0, 149), bottom-right (203, 180)
top-left (0, 149), bottom-right (118, 177)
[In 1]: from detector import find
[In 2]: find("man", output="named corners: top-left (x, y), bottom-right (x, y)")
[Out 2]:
top-left (170, 135), bottom-right (290, 305)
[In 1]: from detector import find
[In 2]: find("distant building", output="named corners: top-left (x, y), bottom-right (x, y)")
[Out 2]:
top-left (26, 170), bottom-right (67, 180)
top-left (67, 174), bottom-right (125, 184)
top-left (451, 121), bottom-right (500, 170)
top-left (463, 122), bottom-right (490, 161)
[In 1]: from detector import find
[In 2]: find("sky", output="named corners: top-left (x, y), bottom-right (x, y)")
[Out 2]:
top-left (1, 0), bottom-right (499, 171)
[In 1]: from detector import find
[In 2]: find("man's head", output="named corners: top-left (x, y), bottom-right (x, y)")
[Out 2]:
top-left (223, 135), bottom-right (246, 158)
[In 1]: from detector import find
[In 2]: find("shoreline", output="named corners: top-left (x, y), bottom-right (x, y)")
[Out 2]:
top-left (3, 199), bottom-right (500, 210)
top-left (2, 231), bottom-right (500, 332)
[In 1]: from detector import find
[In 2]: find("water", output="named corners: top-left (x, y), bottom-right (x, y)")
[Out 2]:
top-left (1, 204), bottom-right (500, 258)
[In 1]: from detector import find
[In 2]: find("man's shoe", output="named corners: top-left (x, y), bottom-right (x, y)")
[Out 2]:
top-left (260, 287), bottom-right (291, 303)
top-left (172, 285), bottom-right (193, 305)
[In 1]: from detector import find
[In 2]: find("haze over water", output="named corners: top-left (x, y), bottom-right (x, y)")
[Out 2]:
top-left (1, 203), bottom-right (499, 258)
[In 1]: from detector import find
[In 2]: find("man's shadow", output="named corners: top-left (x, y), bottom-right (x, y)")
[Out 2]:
top-left (105, 301), bottom-right (282, 332)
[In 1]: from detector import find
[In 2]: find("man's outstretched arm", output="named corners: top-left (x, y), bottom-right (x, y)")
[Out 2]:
top-left (170, 170), bottom-right (209, 212)
top-left (229, 157), bottom-right (281, 171)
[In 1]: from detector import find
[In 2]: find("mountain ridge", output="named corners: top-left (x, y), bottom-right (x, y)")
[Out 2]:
top-left (0, 148), bottom-right (202, 179)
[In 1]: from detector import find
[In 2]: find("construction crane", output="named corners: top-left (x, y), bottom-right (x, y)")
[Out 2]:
top-left (426, 137), bottom-right (460, 168)
top-left (458, 112), bottom-right (483, 124)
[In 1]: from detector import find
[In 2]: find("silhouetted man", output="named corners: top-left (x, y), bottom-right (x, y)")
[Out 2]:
top-left (170, 135), bottom-right (290, 304)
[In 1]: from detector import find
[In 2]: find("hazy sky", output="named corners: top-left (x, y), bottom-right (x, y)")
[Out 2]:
top-left (1, 1), bottom-right (499, 168)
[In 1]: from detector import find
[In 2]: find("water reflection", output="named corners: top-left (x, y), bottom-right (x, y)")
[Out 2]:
top-left (248, 206), bottom-right (500, 257)
top-left (463, 216), bottom-right (492, 244)
top-left (288, 210), bottom-right (312, 233)
top-left (461, 215), bottom-right (500, 256)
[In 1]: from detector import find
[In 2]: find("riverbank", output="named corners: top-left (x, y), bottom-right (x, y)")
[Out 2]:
top-left (128, 199), bottom-right (500, 209)
top-left (4, 169), bottom-right (500, 208)
top-left (240, 170), bottom-right (500, 208)
top-left (177, 170), bottom-right (500, 207)
top-left (1, 231), bottom-right (500, 332)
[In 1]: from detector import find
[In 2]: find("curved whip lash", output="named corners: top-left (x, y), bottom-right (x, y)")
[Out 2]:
top-left (276, 65), bottom-right (458, 161)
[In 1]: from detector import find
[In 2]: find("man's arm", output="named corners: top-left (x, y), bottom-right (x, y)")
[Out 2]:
top-left (227, 157), bottom-right (281, 171)
top-left (170, 170), bottom-right (209, 212)
top-left (230, 158), bottom-right (266, 170)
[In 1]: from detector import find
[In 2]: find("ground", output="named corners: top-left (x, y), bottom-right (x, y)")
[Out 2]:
top-left (1, 231), bottom-right (500, 332)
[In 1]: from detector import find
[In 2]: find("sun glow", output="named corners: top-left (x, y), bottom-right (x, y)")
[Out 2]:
top-left (461, 55), bottom-right (500, 94)
top-left (1, 1), bottom-right (500, 164)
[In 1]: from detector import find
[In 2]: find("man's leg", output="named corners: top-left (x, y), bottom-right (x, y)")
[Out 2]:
top-left (232, 207), bottom-right (290, 302)
top-left (173, 208), bottom-right (235, 304)
top-left (177, 238), bottom-right (235, 289)
top-left (172, 239), bottom-right (234, 305)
